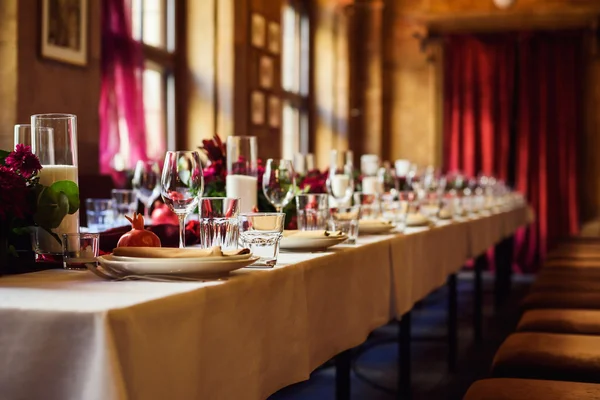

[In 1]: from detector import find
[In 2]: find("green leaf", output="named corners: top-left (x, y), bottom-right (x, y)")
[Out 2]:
top-left (50, 180), bottom-right (80, 214)
top-left (0, 149), bottom-right (10, 165)
top-left (12, 226), bottom-right (32, 236)
top-left (34, 186), bottom-right (70, 229)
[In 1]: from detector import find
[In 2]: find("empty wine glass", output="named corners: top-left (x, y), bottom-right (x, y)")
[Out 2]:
top-left (326, 150), bottom-right (355, 205)
top-left (160, 151), bottom-right (204, 248)
top-left (132, 160), bottom-right (161, 222)
top-left (262, 159), bottom-right (296, 212)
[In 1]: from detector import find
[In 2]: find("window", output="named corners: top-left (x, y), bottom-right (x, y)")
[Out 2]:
top-left (130, 0), bottom-right (176, 161)
top-left (281, 0), bottom-right (310, 160)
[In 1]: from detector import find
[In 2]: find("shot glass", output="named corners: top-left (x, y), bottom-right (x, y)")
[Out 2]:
top-left (328, 206), bottom-right (361, 244)
top-left (295, 194), bottom-right (329, 231)
top-left (111, 189), bottom-right (137, 227)
top-left (238, 213), bottom-right (285, 267)
top-left (198, 197), bottom-right (240, 250)
top-left (86, 199), bottom-right (115, 232)
top-left (62, 233), bottom-right (100, 270)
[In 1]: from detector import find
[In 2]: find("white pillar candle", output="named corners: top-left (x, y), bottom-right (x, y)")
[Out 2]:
top-left (331, 174), bottom-right (350, 198)
top-left (36, 164), bottom-right (80, 254)
top-left (362, 176), bottom-right (380, 195)
top-left (361, 154), bottom-right (380, 176)
top-left (395, 159), bottom-right (410, 177)
top-left (226, 174), bottom-right (257, 213)
top-left (294, 154), bottom-right (306, 175)
top-left (306, 154), bottom-right (315, 171)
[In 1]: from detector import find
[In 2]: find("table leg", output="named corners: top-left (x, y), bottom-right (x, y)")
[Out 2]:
top-left (397, 312), bottom-right (411, 399)
top-left (473, 254), bottom-right (485, 343)
top-left (494, 236), bottom-right (515, 311)
top-left (335, 349), bottom-right (351, 400)
top-left (447, 273), bottom-right (458, 372)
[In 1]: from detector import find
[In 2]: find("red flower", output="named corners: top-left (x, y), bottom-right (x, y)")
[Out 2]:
top-left (5, 144), bottom-right (42, 179)
top-left (0, 166), bottom-right (30, 220)
top-left (299, 170), bottom-right (328, 194)
top-left (200, 135), bottom-right (226, 164)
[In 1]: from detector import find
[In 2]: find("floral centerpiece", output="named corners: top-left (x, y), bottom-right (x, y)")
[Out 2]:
top-left (0, 145), bottom-right (80, 274)
top-left (199, 135), bottom-right (327, 229)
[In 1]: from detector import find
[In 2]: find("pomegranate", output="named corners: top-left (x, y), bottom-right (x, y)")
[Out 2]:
top-left (117, 213), bottom-right (162, 248)
top-left (151, 203), bottom-right (179, 225)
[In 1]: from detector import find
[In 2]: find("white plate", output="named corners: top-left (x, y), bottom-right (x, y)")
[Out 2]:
top-left (280, 235), bottom-right (348, 251)
top-left (110, 253), bottom-right (253, 263)
top-left (358, 222), bottom-right (395, 235)
top-left (97, 254), bottom-right (260, 277)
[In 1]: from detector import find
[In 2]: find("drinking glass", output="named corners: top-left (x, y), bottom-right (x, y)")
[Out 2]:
top-left (238, 213), bottom-right (285, 267)
top-left (86, 199), bottom-right (115, 232)
top-left (353, 193), bottom-right (381, 220)
top-left (132, 160), bottom-right (161, 221)
top-left (62, 233), bottom-right (99, 270)
top-left (262, 159), bottom-right (296, 212)
top-left (328, 206), bottom-right (361, 244)
top-left (378, 161), bottom-right (398, 198)
top-left (111, 189), bottom-right (138, 227)
top-left (161, 151), bottom-right (204, 248)
top-left (198, 197), bottom-right (240, 250)
top-left (326, 150), bottom-right (355, 204)
top-left (295, 194), bottom-right (329, 230)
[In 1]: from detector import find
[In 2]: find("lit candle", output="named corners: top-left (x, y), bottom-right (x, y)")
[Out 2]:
top-left (331, 174), bottom-right (349, 198)
top-left (226, 174), bottom-right (257, 213)
top-left (362, 176), bottom-right (380, 195)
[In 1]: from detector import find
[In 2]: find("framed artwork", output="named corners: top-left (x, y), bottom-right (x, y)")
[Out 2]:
top-left (268, 96), bottom-right (281, 128)
top-left (251, 13), bottom-right (266, 48)
top-left (41, 0), bottom-right (88, 66)
top-left (268, 22), bottom-right (280, 54)
top-left (259, 55), bottom-right (274, 89)
top-left (251, 91), bottom-right (265, 126)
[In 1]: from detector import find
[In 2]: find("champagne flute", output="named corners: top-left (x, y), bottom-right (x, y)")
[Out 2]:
top-left (326, 150), bottom-right (355, 205)
top-left (132, 160), bottom-right (161, 222)
top-left (262, 159), bottom-right (296, 212)
top-left (160, 151), bottom-right (204, 248)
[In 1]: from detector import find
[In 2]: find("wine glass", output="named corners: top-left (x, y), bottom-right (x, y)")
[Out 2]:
top-left (132, 160), bottom-right (161, 221)
top-left (160, 151), bottom-right (204, 248)
top-left (262, 159), bottom-right (296, 212)
top-left (326, 150), bottom-right (355, 205)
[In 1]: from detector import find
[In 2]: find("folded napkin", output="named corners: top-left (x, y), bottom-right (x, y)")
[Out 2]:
top-left (438, 209), bottom-right (453, 220)
top-left (405, 213), bottom-right (430, 227)
top-left (112, 246), bottom-right (250, 258)
top-left (283, 230), bottom-right (345, 238)
top-left (359, 219), bottom-right (393, 227)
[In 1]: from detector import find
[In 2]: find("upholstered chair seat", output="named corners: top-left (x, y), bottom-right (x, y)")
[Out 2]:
top-left (463, 378), bottom-right (600, 400)
top-left (517, 309), bottom-right (600, 335)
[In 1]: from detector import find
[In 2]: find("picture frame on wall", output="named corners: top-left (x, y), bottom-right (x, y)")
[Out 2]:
top-left (268, 96), bottom-right (281, 128)
top-left (41, 0), bottom-right (88, 66)
top-left (259, 55), bottom-right (274, 89)
top-left (251, 13), bottom-right (266, 49)
top-left (251, 91), bottom-right (265, 126)
top-left (267, 22), bottom-right (280, 54)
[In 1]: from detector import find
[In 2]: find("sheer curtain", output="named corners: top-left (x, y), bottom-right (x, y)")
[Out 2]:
top-left (443, 31), bottom-right (582, 271)
top-left (99, 0), bottom-right (147, 177)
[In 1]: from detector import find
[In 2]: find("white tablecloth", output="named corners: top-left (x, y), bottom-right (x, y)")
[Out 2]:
top-left (0, 206), bottom-right (530, 400)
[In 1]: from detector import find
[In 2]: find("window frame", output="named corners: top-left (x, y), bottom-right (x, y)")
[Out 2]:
top-left (281, 0), bottom-right (311, 157)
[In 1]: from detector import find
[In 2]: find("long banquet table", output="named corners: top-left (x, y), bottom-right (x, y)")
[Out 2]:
top-left (0, 205), bottom-right (530, 400)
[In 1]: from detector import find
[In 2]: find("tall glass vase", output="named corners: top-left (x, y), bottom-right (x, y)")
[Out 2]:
top-left (226, 136), bottom-right (258, 213)
top-left (30, 114), bottom-right (79, 260)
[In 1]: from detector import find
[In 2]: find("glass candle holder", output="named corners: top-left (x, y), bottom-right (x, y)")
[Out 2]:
top-left (328, 205), bottom-right (361, 244)
top-left (31, 114), bottom-right (79, 258)
top-left (226, 136), bottom-right (258, 213)
top-left (295, 194), bottom-right (329, 231)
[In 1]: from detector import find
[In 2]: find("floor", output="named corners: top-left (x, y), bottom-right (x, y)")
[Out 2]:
top-left (270, 271), bottom-right (533, 400)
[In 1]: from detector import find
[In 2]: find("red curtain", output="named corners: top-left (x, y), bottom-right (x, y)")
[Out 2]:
top-left (99, 0), bottom-right (148, 178)
top-left (443, 32), bottom-right (582, 272)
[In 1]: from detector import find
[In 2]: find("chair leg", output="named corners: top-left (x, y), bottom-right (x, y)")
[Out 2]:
top-left (335, 349), bottom-right (351, 400)
top-left (397, 312), bottom-right (412, 399)
top-left (447, 273), bottom-right (458, 372)
top-left (473, 255), bottom-right (485, 343)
